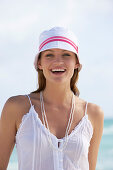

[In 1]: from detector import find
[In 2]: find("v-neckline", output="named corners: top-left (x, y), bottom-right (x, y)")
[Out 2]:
top-left (31, 105), bottom-right (87, 141)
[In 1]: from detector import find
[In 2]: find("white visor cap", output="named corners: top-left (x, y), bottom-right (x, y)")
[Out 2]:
top-left (34, 26), bottom-right (82, 72)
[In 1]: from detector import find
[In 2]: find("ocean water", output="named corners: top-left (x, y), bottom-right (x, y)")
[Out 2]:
top-left (7, 119), bottom-right (113, 170)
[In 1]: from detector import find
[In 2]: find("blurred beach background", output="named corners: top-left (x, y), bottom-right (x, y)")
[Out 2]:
top-left (0, 0), bottom-right (113, 169)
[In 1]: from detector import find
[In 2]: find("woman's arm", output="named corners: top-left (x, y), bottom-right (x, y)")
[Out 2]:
top-left (0, 97), bottom-right (17, 170)
top-left (88, 103), bottom-right (104, 170)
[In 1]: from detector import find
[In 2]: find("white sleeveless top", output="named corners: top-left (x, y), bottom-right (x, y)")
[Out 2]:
top-left (15, 94), bottom-right (93, 170)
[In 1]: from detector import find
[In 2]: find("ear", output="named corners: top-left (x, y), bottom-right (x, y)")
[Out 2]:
top-left (37, 59), bottom-right (43, 70)
top-left (74, 63), bottom-right (80, 69)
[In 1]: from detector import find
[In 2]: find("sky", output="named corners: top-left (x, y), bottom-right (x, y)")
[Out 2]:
top-left (0, 0), bottom-right (113, 118)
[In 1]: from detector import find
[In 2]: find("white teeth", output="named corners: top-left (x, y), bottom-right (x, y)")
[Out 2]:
top-left (51, 69), bottom-right (65, 72)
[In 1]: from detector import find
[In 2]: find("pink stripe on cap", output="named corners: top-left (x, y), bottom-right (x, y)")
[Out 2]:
top-left (39, 36), bottom-right (78, 53)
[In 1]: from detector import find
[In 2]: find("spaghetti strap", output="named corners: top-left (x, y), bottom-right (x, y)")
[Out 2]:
top-left (84, 102), bottom-right (88, 116)
top-left (26, 94), bottom-right (33, 107)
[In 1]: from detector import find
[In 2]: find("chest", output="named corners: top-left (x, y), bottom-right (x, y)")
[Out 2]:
top-left (33, 104), bottom-right (85, 140)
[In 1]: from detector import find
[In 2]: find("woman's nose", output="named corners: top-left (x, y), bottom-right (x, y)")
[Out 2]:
top-left (54, 56), bottom-right (63, 62)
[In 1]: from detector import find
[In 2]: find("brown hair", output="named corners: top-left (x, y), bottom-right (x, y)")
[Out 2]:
top-left (31, 52), bottom-right (80, 96)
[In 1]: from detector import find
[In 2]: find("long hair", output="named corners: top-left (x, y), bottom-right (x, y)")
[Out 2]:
top-left (31, 52), bottom-right (80, 96)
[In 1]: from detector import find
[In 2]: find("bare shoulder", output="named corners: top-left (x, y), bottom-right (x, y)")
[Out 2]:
top-left (2, 95), bottom-right (29, 114)
top-left (1, 95), bottom-right (23, 118)
top-left (1, 95), bottom-right (31, 129)
top-left (87, 102), bottom-right (104, 130)
top-left (76, 96), bottom-right (104, 128)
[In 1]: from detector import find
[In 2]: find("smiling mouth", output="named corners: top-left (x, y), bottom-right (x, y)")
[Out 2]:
top-left (50, 69), bottom-right (66, 75)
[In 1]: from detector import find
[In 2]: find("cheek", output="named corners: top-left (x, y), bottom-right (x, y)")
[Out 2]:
top-left (67, 61), bottom-right (75, 76)
top-left (40, 59), bottom-right (49, 69)
top-left (42, 59), bottom-right (52, 67)
top-left (66, 60), bottom-right (75, 69)
top-left (41, 62), bottom-right (50, 77)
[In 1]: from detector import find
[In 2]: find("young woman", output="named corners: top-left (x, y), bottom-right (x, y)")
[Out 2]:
top-left (0, 26), bottom-right (104, 170)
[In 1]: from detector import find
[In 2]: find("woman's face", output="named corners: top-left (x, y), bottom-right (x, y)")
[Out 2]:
top-left (37, 48), bottom-right (79, 84)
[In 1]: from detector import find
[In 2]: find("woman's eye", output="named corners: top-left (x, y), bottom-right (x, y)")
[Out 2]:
top-left (46, 54), bottom-right (53, 57)
top-left (63, 53), bottom-right (71, 57)
top-left (45, 53), bottom-right (71, 58)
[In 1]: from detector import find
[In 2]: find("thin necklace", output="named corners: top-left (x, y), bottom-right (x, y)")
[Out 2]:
top-left (40, 91), bottom-right (75, 152)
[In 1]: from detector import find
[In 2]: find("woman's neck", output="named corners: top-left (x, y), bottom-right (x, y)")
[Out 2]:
top-left (42, 86), bottom-right (74, 108)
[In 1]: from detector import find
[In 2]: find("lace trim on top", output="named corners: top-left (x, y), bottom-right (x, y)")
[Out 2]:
top-left (15, 105), bottom-right (93, 141)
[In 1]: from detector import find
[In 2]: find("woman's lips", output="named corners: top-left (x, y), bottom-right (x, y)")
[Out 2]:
top-left (50, 70), bottom-right (66, 75)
